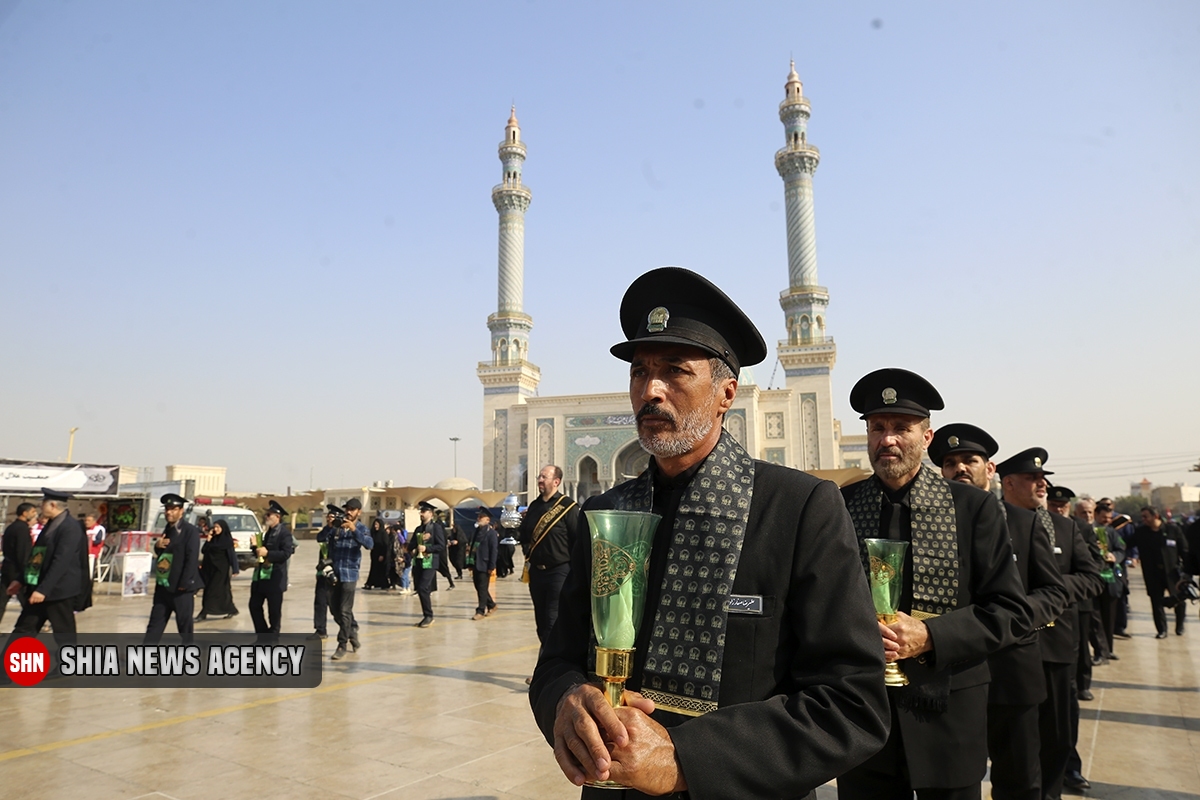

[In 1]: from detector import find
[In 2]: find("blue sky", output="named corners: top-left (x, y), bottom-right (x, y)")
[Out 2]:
top-left (1, 1), bottom-right (1196, 498)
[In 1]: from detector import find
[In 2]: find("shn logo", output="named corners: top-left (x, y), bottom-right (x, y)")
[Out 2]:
top-left (5, 637), bottom-right (50, 686)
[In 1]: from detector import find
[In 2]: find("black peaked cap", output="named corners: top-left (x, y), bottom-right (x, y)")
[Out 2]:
top-left (1047, 484), bottom-right (1076, 502)
top-left (160, 493), bottom-right (187, 508)
top-left (928, 423), bottom-right (1000, 467)
top-left (850, 368), bottom-right (944, 419)
top-left (267, 500), bottom-right (287, 517)
top-left (996, 447), bottom-right (1055, 478)
top-left (610, 267), bottom-right (767, 374)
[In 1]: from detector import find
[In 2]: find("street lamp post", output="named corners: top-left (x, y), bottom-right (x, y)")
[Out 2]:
top-left (449, 437), bottom-right (461, 476)
top-left (66, 427), bottom-right (79, 462)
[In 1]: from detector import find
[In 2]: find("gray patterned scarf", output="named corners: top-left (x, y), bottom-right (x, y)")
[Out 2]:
top-left (1034, 506), bottom-right (1057, 550)
top-left (607, 430), bottom-right (753, 717)
top-left (845, 464), bottom-right (960, 619)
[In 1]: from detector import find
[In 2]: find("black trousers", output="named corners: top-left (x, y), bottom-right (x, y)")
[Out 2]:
top-left (1038, 661), bottom-right (1073, 800)
top-left (144, 587), bottom-right (195, 644)
top-left (988, 703), bottom-right (1041, 800)
top-left (0, 593), bottom-right (29, 628)
top-left (414, 565), bottom-right (436, 620)
top-left (1076, 604), bottom-right (1093, 691)
top-left (473, 570), bottom-right (495, 615)
top-left (5, 597), bottom-right (76, 650)
top-left (330, 581), bottom-right (359, 646)
top-left (1148, 585), bottom-right (1186, 634)
top-left (1095, 592), bottom-right (1117, 655)
top-left (837, 707), bottom-right (982, 800)
top-left (528, 562), bottom-right (570, 644)
top-left (437, 555), bottom-right (455, 587)
top-left (249, 583), bottom-right (284, 641)
top-left (313, 576), bottom-right (329, 635)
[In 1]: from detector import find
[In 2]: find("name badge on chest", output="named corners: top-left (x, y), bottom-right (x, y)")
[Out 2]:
top-left (1054, 547), bottom-right (1063, 554)
top-left (724, 595), bottom-right (763, 615)
top-left (1166, 539), bottom-right (1177, 548)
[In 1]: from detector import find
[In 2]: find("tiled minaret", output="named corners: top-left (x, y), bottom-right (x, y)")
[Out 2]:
top-left (774, 63), bottom-right (837, 469)
top-left (478, 107), bottom-right (540, 490)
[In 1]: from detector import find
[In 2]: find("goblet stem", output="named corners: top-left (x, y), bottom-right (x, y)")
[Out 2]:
top-left (603, 678), bottom-right (624, 708)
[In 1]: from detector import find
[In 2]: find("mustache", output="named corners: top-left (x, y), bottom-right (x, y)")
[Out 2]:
top-left (637, 406), bottom-right (677, 425)
top-left (873, 446), bottom-right (903, 459)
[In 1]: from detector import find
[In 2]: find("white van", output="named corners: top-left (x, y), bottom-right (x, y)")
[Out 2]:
top-left (150, 499), bottom-right (261, 570)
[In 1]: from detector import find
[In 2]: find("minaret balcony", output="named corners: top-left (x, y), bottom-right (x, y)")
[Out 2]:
top-left (778, 96), bottom-right (811, 112)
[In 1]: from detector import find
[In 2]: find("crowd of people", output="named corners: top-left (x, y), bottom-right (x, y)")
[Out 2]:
top-left (2, 266), bottom-right (1198, 799)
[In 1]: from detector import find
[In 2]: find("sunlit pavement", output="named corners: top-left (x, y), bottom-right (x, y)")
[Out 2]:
top-left (1, 548), bottom-right (1198, 800)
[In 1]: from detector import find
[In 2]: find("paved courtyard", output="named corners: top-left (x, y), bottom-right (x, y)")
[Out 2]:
top-left (1, 546), bottom-right (1199, 800)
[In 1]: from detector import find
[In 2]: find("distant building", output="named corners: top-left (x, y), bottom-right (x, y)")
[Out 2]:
top-left (164, 465), bottom-right (226, 497)
top-left (1151, 484), bottom-right (1200, 515)
top-left (478, 64), bottom-right (853, 502)
top-left (1131, 478), bottom-right (1154, 500)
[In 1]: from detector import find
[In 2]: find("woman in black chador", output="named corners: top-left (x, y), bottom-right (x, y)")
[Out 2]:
top-left (196, 519), bottom-right (240, 620)
top-left (363, 517), bottom-right (393, 590)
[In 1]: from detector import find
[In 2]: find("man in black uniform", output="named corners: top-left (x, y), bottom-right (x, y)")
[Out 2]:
top-left (409, 501), bottom-right (446, 628)
top-left (249, 500), bottom-right (294, 643)
top-left (519, 464), bottom-right (581, 646)
top-left (144, 493), bottom-right (203, 644)
top-left (531, 268), bottom-right (890, 799)
top-left (1125, 506), bottom-right (1188, 638)
top-left (4, 489), bottom-right (87, 649)
top-left (1, 502), bottom-right (37, 626)
top-left (1089, 501), bottom-right (1125, 661)
top-left (839, 373), bottom-right (1032, 800)
top-left (470, 507), bottom-right (499, 620)
top-left (1046, 484), bottom-right (1104, 792)
top-left (997, 450), bottom-right (1103, 800)
top-left (309, 507), bottom-right (340, 641)
top-left (930, 425), bottom-right (1068, 800)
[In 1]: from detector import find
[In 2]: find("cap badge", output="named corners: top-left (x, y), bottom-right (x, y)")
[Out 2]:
top-left (1033, 457), bottom-right (1042, 468)
top-left (882, 387), bottom-right (897, 405)
top-left (947, 436), bottom-right (960, 448)
top-left (647, 307), bottom-right (670, 333)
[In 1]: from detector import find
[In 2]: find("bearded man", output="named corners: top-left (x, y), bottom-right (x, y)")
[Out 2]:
top-left (837, 371), bottom-right (1032, 800)
top-left (530, 267), bottom-right (890, 799)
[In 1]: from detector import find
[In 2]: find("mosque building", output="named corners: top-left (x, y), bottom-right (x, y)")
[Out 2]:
top-left (478, 64), bottom-right (863, 501)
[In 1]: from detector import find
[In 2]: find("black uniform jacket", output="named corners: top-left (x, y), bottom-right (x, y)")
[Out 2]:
top-left (410, 521), bottom-right (446, 571)
top-left (1126, 522), bottom-right (1188, 593)
top-left (156, 521), bottom-right (203, 593)
top-left (531, 462), bottom-right (890, 800)
top-left (31, 512), bottom-right (88, 603)
top-left (253, 524), bottom-right (294, 592)
top-left (988, 501), bottom-right (1069, 706)
top-left (518, 492), bottom-right (582, 569)
top-left (1038, 513), bottom-right (1104, 665)
top-left (470, 523), bottom-right (498, 573)
top-left (842, 479), bottom-right (1031, 788)
top-left (1075, 518), bottom-right (1107, 609)
top-left (1, 519), bottom-right (32, 587)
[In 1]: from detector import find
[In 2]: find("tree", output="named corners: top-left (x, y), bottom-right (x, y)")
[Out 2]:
top-left (1112, 495), bottom-right (1147, 517)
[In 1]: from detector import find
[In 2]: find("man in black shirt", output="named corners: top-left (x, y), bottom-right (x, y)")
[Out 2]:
top-left (518, 464), bottom-right (581, 646)
top-left (1125, 506), bottom-right (1188, 637)
top-left (5, 489), bottom-right (88, 650)
top-left (1, 502), bottom-right (37, 626)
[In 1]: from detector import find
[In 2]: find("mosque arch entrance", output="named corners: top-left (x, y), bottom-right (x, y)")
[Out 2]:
top-left (615, 439), bottom-right (650, 482)
top-left (577, 455), bottom-right (601, 501)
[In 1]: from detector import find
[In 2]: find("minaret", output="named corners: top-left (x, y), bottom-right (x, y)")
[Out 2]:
top-left (774, 62), bottom-right (837, 470)
top-left (478, 107), bottom-right (541, 491)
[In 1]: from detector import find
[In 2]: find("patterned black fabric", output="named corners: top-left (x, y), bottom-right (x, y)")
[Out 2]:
top-left (1034, 506), bottom-right (1057, 550)
top-left (845, 465), bottom-right (960, 618)
top-left (608, 430), bottom-right (753, 716)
